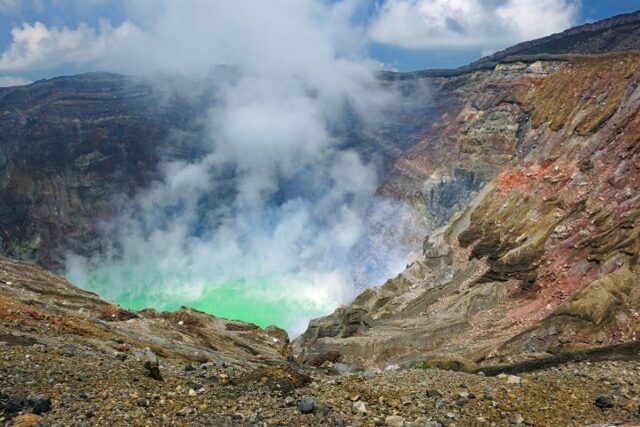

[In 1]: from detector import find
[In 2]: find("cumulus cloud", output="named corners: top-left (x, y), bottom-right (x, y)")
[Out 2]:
top-left (62, 0), bottom-right (410, 335)
top-left (0, 0), bottom-right (374, 77)
top-left (0, 20), bottom-right (144, 72)
top-left (368, 0), bottom-right (579, 50)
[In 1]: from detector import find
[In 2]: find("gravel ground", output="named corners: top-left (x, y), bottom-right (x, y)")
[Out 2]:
top-left (2, 342), bottom-right (640, 426)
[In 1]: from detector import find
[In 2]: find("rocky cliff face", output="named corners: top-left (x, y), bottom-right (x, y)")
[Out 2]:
top-left (0, 73), bottom-right (205, 270)
top-left (372, 10), bottom-right (640, 253)
top-left (377, 60), bottom-right (544, 236)
top-left (296, 52), bottom-right (640, 369)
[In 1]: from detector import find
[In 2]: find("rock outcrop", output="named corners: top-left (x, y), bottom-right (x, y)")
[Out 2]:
top-left (0, 256), bottom-right (291, 366)
top-left (296, 51), bottom-right (640, 369)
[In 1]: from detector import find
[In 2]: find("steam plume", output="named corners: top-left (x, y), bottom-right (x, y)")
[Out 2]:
top-left (65, 0), bottom-right (416, 335)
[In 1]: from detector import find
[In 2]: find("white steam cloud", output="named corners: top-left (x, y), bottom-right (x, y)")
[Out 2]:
top-left (63, 0), bottom-right (415, 335)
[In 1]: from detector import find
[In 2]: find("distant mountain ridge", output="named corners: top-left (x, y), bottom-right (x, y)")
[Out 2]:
top-left (381, 10), bottom-right (640, 81)
top-left (471, 9), bottom-right (640, 65)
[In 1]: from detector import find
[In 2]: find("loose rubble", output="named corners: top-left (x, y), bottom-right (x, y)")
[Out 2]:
top-left (3, 342), bottom-right (640, 426)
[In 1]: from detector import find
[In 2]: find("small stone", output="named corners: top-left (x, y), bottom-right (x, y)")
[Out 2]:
top-left (188, 388), bottom-right (197, 397)
top-left (435, 399), bottom-right (448, 409)
top-left (384, 364), bottom-right (401, 372)
top-left (186, 380), bottom-right (203, 390)
top-left (506, 375), bottom-right (521, 384)
top-left (426, 389), bottom-right (443, 398)
top-left (352, 400), bottom-right (367, 415)
top-left (385, 415), bottom-right (405, 427)
top-left (414, 416), bottom-right (429, 425)
top-left (510, 414), bottom-right (524, 425)
top-left (6, 397), bottom-right (28, 413)
top-left (142, 353), bottom-right (163, 381)
top-left (176, 407), bottom-right (196, 416)
top-left (594, 394), bottom-right (615, 409)
top-left (455, 397), bottom-right (468, 407)
top-left (27, 395), bottom-right (52, 414)
top-left (184, 365), bottom-right (196, 372)
top-left (298, 396), bottom-right (317, 414)
top-left (284, 396), bottom-right (296, 406)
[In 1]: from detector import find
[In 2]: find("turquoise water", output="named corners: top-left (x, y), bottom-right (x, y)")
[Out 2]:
top-left (70, 262), bottom-right (338, 333)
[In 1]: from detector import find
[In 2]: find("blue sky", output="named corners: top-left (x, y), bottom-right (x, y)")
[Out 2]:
top-left (366, 0), bottom-right (640, 69)
top-left (0, 0), bottom-right (637, 85)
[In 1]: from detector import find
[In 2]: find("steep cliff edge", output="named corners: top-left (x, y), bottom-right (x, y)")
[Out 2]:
top-left (296, 52), bottom-right (640, 370)
top-left (375, 10), bottom-right (640, 247)
top-left (0, 73), bottom-right (204, 270)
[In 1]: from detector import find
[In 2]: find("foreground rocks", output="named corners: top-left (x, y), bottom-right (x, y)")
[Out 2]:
top-left (3, 342), bottom-right (640, 426)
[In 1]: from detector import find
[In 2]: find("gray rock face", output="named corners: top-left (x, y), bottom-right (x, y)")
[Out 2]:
top-left (594, 394), bottom-right (615, 409)
top-left (26, 395), bottom-right (52, 414)
top-left (0, 73), bottom-right (203, 270)
top-left (298, 396), bottom-right (316, 414)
